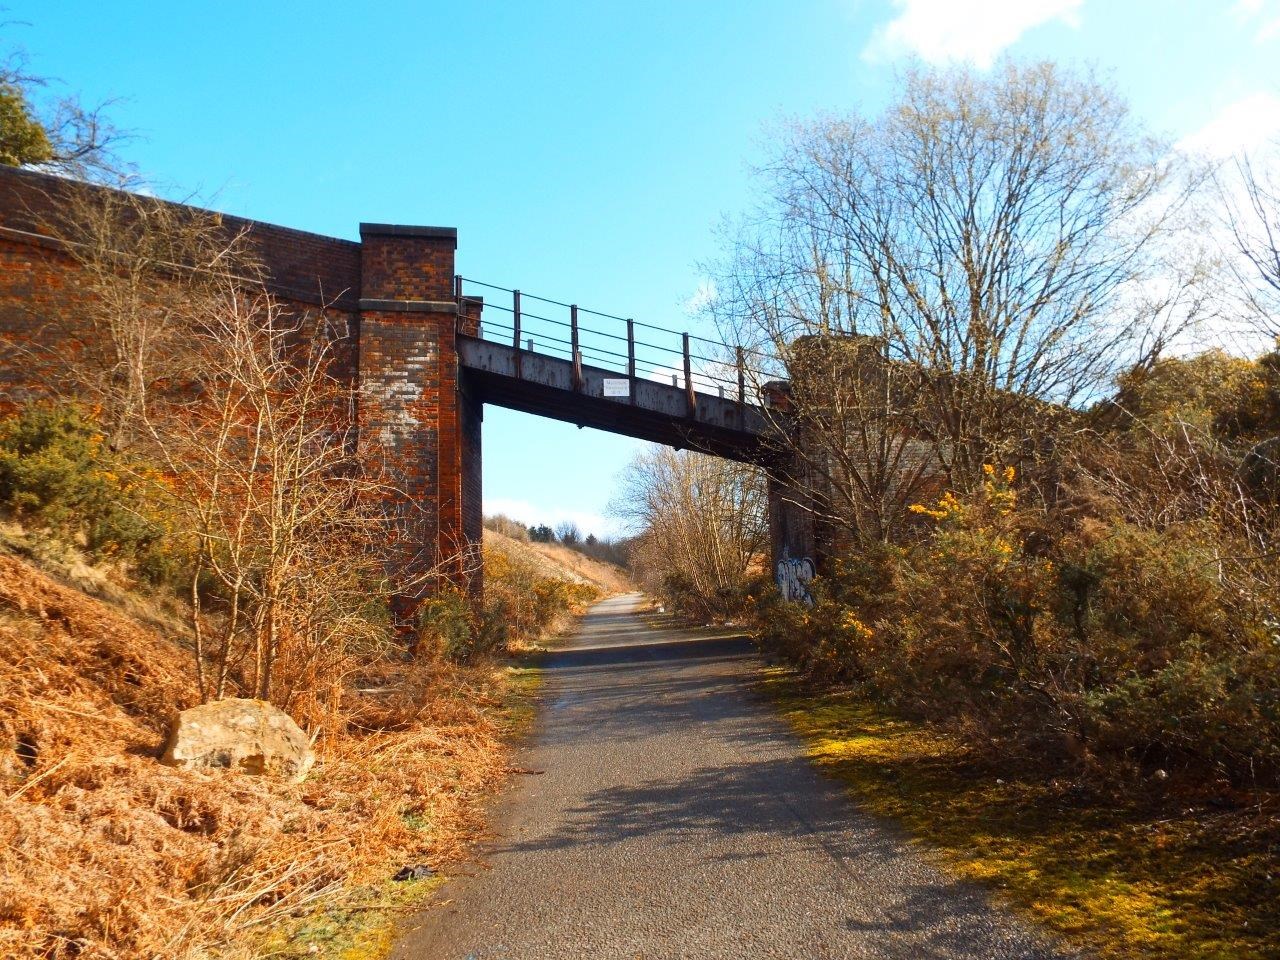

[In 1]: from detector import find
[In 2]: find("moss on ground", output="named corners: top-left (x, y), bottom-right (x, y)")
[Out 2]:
top-left (501, 657), bottom-right (546, 741)
top-left (254, 876), bottom-right (444, 959)
top-left (760, 666), bottom-right (1280, 960)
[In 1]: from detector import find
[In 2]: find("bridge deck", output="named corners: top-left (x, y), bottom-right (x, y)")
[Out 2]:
top-left (457, 335), bottom-right (774, 463)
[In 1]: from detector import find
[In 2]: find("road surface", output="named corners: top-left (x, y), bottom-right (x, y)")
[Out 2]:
top-left (392, 593), bottom-right (1074, 959)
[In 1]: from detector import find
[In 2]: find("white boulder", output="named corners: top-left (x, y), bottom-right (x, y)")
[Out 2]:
top-left (160, 698), bottom-right (315, 782)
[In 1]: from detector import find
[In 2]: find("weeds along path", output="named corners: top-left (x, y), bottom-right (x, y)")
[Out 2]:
top-left (392, 594), bottom-right (1075, 959)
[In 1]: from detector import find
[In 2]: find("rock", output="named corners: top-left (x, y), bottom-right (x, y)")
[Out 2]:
top-left (160, 698), bottom-right (315, 782)
top-left (393, 864), bottom-right (436, 882)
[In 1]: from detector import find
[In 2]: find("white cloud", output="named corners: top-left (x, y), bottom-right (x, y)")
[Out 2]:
top-left (483, 496), bottom-right (617, 539)
top-left (863, 0), bottom-right (1083, 68)
top-left (683, 278), bottom-right (718, 315)
top-left (1177, 92), bottom-right (1280, 160)
top-left (1231, 0), bottom-right (1280, 41)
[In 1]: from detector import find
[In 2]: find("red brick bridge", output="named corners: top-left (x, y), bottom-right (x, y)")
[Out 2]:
top-left (0, 167), bottom-right (818, 605)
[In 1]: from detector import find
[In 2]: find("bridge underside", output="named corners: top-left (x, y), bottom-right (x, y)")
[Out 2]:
top-left (458, 335), bottom-right (775, 464)
top-left (457, 334), bottom-right (817, 608)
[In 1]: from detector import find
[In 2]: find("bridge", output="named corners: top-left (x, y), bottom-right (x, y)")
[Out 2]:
top-left (0, 167), bottom-right (818, 606)
top-left (454, 277), bottom-right (774, 463)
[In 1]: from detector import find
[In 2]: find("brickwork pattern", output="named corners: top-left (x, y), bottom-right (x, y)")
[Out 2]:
top-left (0, 235), bottom-right (81, 407)
top-left (359, 227), bottom-right (456, 303)
top-left (0, 165), bottom-right (482, 612)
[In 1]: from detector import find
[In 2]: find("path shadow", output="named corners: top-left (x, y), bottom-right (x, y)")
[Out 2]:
top-left (544, 632), bottom-right (754, 669)
top-left (496, 756), bottom-right (1071, 959)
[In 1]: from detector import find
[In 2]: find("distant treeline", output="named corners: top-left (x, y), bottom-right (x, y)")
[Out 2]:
top-left (483, 513), bottom-right (632, 568)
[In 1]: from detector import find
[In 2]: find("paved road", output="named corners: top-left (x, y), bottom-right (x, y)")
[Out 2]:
top-left (393, 593), bottom-right (1075, 960)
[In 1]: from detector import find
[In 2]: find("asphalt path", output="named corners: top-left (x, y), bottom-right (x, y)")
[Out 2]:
top-left (392, 593), bottom-right (1076, 960)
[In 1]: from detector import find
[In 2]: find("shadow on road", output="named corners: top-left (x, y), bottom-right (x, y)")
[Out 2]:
top-left (395, 595), bottom-right (1073, 960)
top-left (543, 632), bottom-right (754, 669)
top-left (497, 753), bottom-right (1061, 958)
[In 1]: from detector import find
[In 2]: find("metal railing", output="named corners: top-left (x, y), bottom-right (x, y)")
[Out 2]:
top-left (454, 276), bottom-right (771, 409)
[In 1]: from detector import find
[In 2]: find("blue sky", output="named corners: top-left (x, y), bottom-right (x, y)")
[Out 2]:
top-left (8, 1), bottom-right (1280, 535)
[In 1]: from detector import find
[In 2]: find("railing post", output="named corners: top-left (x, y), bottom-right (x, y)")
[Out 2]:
top-left (454, 275), bottom-right (463, 332)
top-left (571, 304), bottom-right (581, 392)
top-left (626, 318), bottom-right (636, 404)
top-left (737, 346), bottom-right (745, 406)
top-left (513, 289), bottom-right (522, 379)
top-left (683, 332), bottom-right (695, 416)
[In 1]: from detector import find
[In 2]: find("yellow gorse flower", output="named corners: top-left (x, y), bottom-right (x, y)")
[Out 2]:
top-left (841, 611), bottom-right (874, 640)
top-left (909, 490), bottom-right (965, 521)
top-left (912, 466), bottom-right (1018, 522)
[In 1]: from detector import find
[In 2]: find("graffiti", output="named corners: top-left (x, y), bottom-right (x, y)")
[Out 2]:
top-left (776, 555), bottom-right (815, 605)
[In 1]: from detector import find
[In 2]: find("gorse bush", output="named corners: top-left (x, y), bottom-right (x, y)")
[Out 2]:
top-left (416, 546), bottom-right (600, 662)
top-left (1113, 347), bottom-right (1280, 445)
top-left (482, 545), bottom-right (598, 646)
top-left (759, 461), bottom-right (1280, 786)
top-left (416, 588), bottom-right (484, 661)
top-left (0, 404), bottom-right (181, 581)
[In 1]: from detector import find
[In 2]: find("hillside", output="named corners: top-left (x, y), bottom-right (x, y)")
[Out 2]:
top-left (483, 530), bottom-right (634, 595)
top-left (0, 537), bottom-right (513, 959)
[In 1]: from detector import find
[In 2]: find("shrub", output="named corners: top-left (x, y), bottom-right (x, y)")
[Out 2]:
top-left (484, 513), bottom-right (531, 541)
top-left (416, 548), bottom-right (600, 662)
top-left (483, 545), bottom-right (598, 648)
top-left (758, 464), bottom-right (1280, 785)
top-left (0, 404), bottom-right (180, 580)
top-left (416, 588), bottom-right (480, 661)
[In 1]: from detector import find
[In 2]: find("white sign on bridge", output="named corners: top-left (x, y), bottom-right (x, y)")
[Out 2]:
top-left (602, 378), bottom-right (630, 397)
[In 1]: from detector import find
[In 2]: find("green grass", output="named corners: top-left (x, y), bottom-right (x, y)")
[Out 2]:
top-left (760, 666), bottom-right (1280, 960)
top-left (502, 656), bottom-right (546, 741)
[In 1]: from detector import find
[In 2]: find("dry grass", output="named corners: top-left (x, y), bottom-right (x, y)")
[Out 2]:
top-left (0, 550), bottom-right (516, 960)
top-left (483, 532), bottom-right (633, 596)
top-left (0, 518), bottom-right (190, 643)
top-left (762, 667), bottom-right (1280, 960)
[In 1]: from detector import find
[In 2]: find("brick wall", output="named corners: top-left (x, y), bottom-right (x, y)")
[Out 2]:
top-left (0, 234), bottom-right (82, 405)
top-left (0, 165), bottom-right (483, 614)
top-left (0, 166), bottom-right (363, 397)
top-left (356, 223), bottom-right (483, 604)
top-left (460, 372), bottom-right (484, 591)
top-left (0, 166), bottom-right (363, 303)
top-left (359, 224), bottom-right (456, 303)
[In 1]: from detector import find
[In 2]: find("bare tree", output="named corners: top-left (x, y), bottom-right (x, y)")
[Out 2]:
top-left (34, 180), bottom-right (254, 448)
top-left (554, 521), bottom-right (582, 547)
top-left (614, 447), bottom-right (766, 618)
top-left (1221, 144), bottom-right (1280, 339)
top-left (140, 281), bottom-right (398, 704)
top-left (710, 61), bottom-right (1209, 542)
top-left (1, 44), bottom-right (133, 183)
top-left (29, 183), bottom-right (438, 707)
